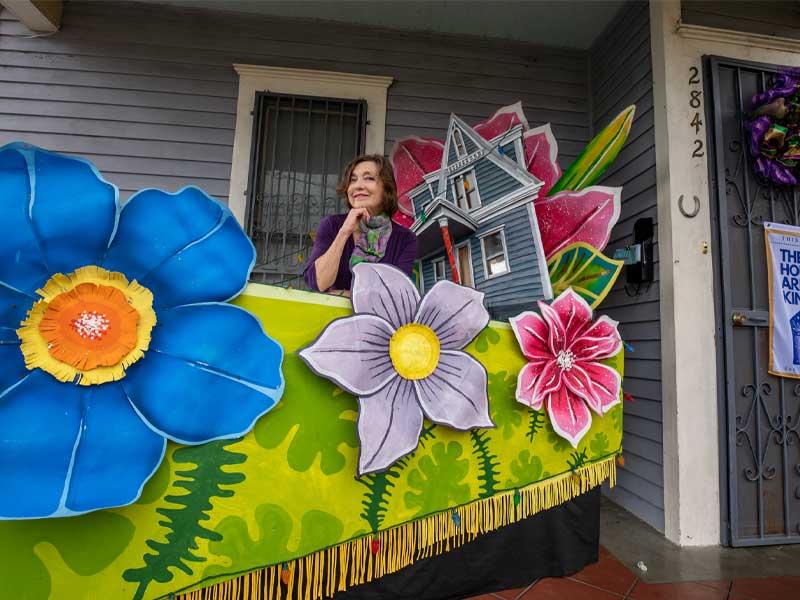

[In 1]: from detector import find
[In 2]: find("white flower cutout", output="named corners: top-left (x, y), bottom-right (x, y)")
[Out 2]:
top-left (299, 263), bottom-right (494, 476)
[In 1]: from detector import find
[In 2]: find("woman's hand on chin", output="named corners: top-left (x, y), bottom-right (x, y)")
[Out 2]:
top-left (340, 207), bottom-right (371, 236)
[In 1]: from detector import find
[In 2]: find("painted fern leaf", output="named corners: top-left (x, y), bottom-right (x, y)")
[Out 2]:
top-left (470, 429), bottom-right (499, 498)
top-left (527, 410), bottom-right (545, 442)
top-left (122, 440), bottom-right (247, 600)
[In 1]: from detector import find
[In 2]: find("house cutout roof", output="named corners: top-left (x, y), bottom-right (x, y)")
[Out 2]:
top-left (434, 113), bottom-right (539, 199)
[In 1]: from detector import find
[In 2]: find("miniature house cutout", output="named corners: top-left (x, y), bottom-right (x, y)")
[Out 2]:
top-left (409, 114), bottom-right (553, 319)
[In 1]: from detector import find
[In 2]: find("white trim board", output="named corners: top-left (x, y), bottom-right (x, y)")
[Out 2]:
top-left (228, 64), bottom-right (393, 226)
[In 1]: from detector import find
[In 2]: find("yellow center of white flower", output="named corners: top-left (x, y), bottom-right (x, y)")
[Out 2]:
top-left (388, 323), bottom-right (440, 380)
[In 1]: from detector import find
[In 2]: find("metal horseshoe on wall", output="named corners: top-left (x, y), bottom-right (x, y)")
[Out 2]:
top-left (678, 194), bottom-right (700, 218)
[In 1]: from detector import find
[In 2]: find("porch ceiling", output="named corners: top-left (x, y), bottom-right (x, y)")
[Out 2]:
top-left (135, 0), bottom-right (626, 49)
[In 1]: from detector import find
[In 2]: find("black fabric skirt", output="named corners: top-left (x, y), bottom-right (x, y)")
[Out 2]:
top-left (332, 487), bottom-right (601, 600)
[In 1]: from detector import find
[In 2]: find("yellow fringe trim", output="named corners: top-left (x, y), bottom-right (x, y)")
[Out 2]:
top-left (174, 456), bottom-right (617, 600)
top-left (17, 266), bottom-right (156, 386)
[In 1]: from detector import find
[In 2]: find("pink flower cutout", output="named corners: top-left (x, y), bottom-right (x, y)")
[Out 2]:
top-left (509, 288), bottom-right (622, 447)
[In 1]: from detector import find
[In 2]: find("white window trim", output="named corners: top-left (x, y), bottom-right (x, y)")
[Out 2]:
top-left (454, 241), bottom-right (475, 288)
top-left (451, 170), bottom-right (482, 212)
top-left (228, 64), bottom-right (393, 226)
top-left (479, 226), bottom-right (511, 280)
top-left (453, 128), bottom-right (468, 158)
top-left (432, 257), bottom-right (447, 283)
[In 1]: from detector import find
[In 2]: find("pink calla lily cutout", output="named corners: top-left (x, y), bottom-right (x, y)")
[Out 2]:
top-left (509, 288), bottom-right (622, 447)
top-left (389, 103), bottom-right (621, 254)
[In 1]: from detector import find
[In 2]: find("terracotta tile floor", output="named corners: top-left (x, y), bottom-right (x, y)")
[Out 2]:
top-left (465, 546), bottom-right (800, 600)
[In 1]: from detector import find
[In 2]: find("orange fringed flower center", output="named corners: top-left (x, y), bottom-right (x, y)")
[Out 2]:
top-left (39, 283), bottom-right (141, 371)
top-left (17, 266), bottom-right (157, 386)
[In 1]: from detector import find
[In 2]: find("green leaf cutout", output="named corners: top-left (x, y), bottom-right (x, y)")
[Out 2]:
top-left (549, 105), bottom-right (635, 194)
top-left (547, 242), bottom-right (623, 308)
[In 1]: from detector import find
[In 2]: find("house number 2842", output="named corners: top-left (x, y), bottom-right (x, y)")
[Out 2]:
top-left (688, 66), bottom-right (704, 158)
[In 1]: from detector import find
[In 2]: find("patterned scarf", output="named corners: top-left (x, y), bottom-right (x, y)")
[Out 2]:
top-left (350, 214), bottom-right (393, 269)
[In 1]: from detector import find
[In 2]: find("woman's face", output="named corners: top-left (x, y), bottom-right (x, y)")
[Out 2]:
top-left (347, 161), bottom-right (384, 215)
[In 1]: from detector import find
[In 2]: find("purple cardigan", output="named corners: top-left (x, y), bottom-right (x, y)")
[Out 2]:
top-left (303, 214), bottom-right (418, 291)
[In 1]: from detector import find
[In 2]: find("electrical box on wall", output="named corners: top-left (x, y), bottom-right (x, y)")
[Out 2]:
top-left (612, 217), bottom-right (654, 295)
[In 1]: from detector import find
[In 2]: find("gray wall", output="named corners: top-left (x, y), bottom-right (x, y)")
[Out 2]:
top-left (590, 1), bottom-right (663, 532)
top-left (0, 0), bottom-right (590, 204)
top-left (682, 1), bottom-right (800, 39)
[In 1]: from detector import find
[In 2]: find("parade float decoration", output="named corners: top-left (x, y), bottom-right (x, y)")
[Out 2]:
top-left (0, 96), bottom-right (634, 600)
top-left (746, 69), bottom-right (800, 187)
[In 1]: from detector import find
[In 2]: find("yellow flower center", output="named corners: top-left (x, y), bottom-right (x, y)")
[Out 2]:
top-left (388, 323), bottom-right (440, 380)
top-left (17, 266), bottom-right (157, 386)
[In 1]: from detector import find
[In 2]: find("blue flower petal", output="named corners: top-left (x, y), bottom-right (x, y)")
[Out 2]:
top-left (0, 281), bottom-right (33, 330)
top-left (103, 187), bottom-right (255, 308)
top-left (0, 145), bottom-right (50, 294)
top-left (0, 370), bottom-right (82, 519)
top-left (122, 303), bottom-right (284, 444)
top-left (27, 146), bottom-right (118, 275)
top-left (63, 383), bottom-right (166, 514)
top-left (0, 331), bottom-right (26, 393)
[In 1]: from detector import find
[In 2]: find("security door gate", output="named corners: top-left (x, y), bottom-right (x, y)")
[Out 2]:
top-left (707, 56), bottom-right (800, 545)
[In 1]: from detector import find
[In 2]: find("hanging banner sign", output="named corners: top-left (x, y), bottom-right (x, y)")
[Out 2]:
top-left (765, 221), bottom-right (800, 378)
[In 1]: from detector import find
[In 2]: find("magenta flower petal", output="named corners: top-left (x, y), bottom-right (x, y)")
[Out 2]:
top-left (523, 124), bottom-right (562, 195)
top-left (562, 363), bottom-right (601, 413)
top-left (299, 314), bottom-right (395, 396)
top-left (547, 386), bottom-right (593, 448)
top-left (570, 315), bottom-right (622, 361)
top-left (515, 361), bottom-right (545, 410)
top-left (415, 281), bottom-right (488, 350)
top-left (534, 186), bottom-right (621, 258)
top-left (390, 136), bottom-right (444, 217)
top-left (414, 351), bottom-right (494, 430)
top-left (357, 377), bottom-right (423, 476)
top-left (473, 102), bottom-right (529, 140)
top-left (509, 311), bottom-right (553, 363)
top-left (351, 263), bottom-right (419, 329)
top-left (550, 288), bottom-right (593, 343)
top-left (580, 361), bottom-right (622, 414)
top-left (530, 359), bottom-right (562, 407)
top-left (537, 300), bottom-right (568, 356)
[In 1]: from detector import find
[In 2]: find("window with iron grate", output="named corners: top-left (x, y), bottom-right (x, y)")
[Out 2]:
top-left (245, 92), bottom-right (367, 287)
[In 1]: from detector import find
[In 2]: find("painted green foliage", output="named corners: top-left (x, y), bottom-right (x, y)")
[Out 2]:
top-left (567, 448), bottom-right (589, 472)
top-left (470, 430), bottom-right (500, 498)
top-left (123, 440), bottom-right (247, 600)
top-left (206, 505), bottom-right (343, 578)
top-left (505, 450), bottom-right (551, 488)
top-left (589, 432), bottom-right (610, 459)
top-left (0, 512), bottom-right (134, 600)
top-left (488, 371), bottom-right (522, 439)
top-left (547, 243), bottom-right (623, 309)
top-left (358, 424), bottom-right (436, 532)
top-left (549, 105), bottom-right (636, 194)
top-left (545, 421), bottom-right (572, 453)
top-left (527, 410), bottom-right (545, 442)
top-left (254, 354), bottom-right (358, 476)
top-left (405, 442), bottom-right (470, 515)
top-left (472, 327), bottom-right (500, 353)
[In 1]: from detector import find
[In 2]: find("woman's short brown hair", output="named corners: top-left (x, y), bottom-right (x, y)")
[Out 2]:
top-left (336, 154), bottom-right (399, 215)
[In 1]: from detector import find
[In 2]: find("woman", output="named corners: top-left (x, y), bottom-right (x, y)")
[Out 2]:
top-left (304, 154), bottom-right (417, 295)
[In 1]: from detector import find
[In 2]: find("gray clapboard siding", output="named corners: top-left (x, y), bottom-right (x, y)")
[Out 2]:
top-left (470, 205), bottom-right (546, 314)
top-left (473, 160), bottom-right (523, 206)
top-left (682, 1), bottom-right (800, 40)
top-left (590, 1), bottom-right (664, 532)
top-left (0, 0), bottom-right (590, 205)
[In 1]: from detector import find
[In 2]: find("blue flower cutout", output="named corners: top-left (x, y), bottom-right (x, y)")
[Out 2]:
top-left (0, 142), bottom-right (285, 519)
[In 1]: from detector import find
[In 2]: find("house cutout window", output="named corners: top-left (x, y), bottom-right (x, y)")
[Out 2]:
top-left (433, 258), bottom-right (447, 282)
top-left (453, 170), bottom-right (481, 211)
top-left (453, 128), bottom-right (468, 158)
top-left (480, 228), bottom-right (510, 278)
